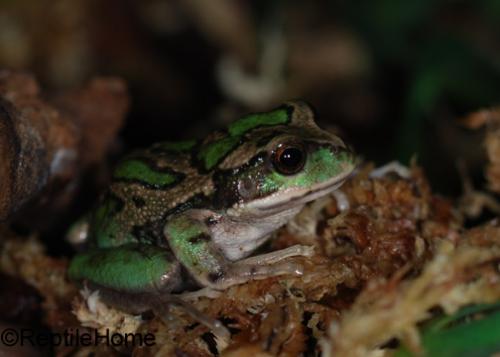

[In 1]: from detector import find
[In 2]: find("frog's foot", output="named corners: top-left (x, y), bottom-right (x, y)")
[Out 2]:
top-left (237, 244), bottom-right (314, 266)
top-left (180, 287), bottom-right (222, 301)
top-left (210, 245), bottom-right (315, 288)
top-left (154, 295), bottom-right (230, 342)
top-left (370, 161), bottom-right (411, 179)
top-left (206, 259), bottom-right (305, 292)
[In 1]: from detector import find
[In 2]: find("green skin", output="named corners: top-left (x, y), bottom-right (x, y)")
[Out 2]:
top-left (68, 101), bottom-right (356, 308)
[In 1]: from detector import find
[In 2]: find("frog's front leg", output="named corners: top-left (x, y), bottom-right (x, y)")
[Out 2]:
top-left (165, 212), bottom-right (311, 290)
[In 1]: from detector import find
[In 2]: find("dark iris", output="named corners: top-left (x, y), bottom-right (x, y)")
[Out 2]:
top-left (273, 144), bottom-right (306, 175)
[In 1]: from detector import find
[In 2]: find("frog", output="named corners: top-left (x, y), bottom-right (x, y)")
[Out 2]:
top-left (67, 101), bottom-right (356, 338)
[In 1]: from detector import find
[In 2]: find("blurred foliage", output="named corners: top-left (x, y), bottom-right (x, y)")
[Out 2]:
top-left (341, 0), bottom-right (500, 157)
top-left (336, 0), bottom-right (500, 193)
top-left (394, 303), bottom-right (500, 357)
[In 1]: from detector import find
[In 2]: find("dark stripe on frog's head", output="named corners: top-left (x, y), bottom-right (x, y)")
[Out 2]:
top-left (196, 105), bottom-right (293, 171)
top-left (113, 158), bottom-right (185, 189)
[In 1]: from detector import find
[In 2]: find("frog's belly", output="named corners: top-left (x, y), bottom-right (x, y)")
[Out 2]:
top-left (211, 205), bottom-right (303, 261)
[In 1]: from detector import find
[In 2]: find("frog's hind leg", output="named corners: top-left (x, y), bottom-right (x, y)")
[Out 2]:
top-left (69, 243), bottom-right (230, 339)
top-left (68, 243), bottom-right (184, 294)
top-left (93, 287), bottom-right (230, 341)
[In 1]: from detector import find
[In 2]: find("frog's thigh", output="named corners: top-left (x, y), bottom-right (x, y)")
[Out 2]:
top-left (68, 243), bottom-right (181, 293)
top-left (165, 214), bottom-right (304, 290)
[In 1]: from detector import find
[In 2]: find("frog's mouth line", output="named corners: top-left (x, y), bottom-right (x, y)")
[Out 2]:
top-left (246, 168), bottom-right (355, 216)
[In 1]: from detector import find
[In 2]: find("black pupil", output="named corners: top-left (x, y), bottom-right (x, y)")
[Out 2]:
top-left (280, 148), bottom-right (303, 169)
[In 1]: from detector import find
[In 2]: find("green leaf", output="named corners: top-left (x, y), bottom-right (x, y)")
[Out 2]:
top-left (394, 302), bottom-right (500, 357)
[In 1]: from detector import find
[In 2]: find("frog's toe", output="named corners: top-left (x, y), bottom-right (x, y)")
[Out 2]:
top-left (211, 319), bottom-right (232, 343)
top-left (246, 260), bottom-right (304, 278)
top-left (297, 244), bottom-right (315, 257)
top-left (274, 261), bottom-right (304, 276)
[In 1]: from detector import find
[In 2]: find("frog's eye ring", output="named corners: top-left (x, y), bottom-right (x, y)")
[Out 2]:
top-left (272, 143), bottom-right (306, 175)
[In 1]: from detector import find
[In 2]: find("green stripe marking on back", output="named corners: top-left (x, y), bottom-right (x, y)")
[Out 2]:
top-left (113, 159), bottom-right (182, 188)
top-left (198, 107), bottom-right (290, 170)
top-left (197, 136), bottom-right (241, 171)
top-left (228, 107), bottom-right (290, 136)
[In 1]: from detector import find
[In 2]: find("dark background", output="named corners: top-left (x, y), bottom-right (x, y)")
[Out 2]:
top-left (1, 0), bottom-right (499, 196)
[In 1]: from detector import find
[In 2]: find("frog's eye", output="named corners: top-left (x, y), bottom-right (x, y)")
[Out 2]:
top-left (272, 143), bottom-right (306, 175)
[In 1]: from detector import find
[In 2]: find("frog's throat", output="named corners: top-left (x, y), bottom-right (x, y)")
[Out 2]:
top-left (239, 169), bottom-right (354, 217)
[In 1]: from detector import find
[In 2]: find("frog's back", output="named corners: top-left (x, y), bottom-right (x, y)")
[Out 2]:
top-left (87, 103), bottom-right (306, 248)
top-left (89, 140), bottom-right (213, 248)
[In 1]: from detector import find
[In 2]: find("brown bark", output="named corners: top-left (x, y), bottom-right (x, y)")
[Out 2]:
top-left (0, 71), bottom-right (128, 220)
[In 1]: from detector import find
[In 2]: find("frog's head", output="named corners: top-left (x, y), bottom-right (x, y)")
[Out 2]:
top-left (210, 101), bottom-right (356, 218)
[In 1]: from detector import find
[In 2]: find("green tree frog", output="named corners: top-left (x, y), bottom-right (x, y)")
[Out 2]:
top-left (68, 101), bottom-right (356, 337)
